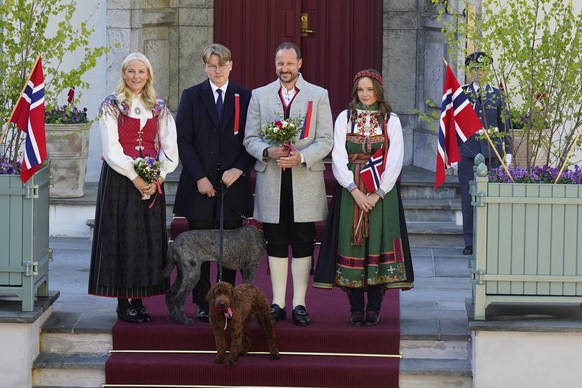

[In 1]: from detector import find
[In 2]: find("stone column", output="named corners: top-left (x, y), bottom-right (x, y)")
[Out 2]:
top-left (383, 0), bottom-right (420, 166)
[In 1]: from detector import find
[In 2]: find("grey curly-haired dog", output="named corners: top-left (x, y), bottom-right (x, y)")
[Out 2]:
top-left (163, 224), bottom-right (265, 325)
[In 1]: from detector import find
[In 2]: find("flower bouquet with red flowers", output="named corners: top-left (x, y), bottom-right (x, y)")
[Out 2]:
top-left (260, 115), bottom-right (304, 149)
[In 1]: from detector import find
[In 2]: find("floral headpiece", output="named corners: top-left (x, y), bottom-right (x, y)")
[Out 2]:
top-left (353, 70), bottom-right (383, 86)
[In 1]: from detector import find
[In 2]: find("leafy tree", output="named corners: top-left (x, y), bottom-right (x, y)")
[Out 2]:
top-left (0, 0), bottom-right (110, 171)
top-left (434, 0), bottom-right (582, 170)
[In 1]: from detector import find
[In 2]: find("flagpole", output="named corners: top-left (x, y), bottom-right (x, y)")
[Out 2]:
top-left (481, 129), bottom-right (514, 182)
top-left (554, 127), bottom-right (582, 184)
top-left (0, 54), bottom-right (43, 147)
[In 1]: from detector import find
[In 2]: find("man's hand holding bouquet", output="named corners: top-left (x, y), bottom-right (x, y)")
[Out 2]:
top-left (260, 114), bottom-right (304, 169)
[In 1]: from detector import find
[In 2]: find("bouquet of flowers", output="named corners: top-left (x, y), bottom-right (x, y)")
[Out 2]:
top-left (133, 156), bottom-right (162, 200)
top-left (259, 114), bottom-right (304, 148)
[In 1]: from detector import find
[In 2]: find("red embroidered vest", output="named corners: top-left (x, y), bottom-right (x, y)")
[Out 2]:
top-left (117, 115), bottom-right (158, 158)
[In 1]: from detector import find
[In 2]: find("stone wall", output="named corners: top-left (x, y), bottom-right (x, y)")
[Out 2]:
top-left (106, 0), bottom-right (214, 112)
top-left (384, 0), bottom-right (452, 170)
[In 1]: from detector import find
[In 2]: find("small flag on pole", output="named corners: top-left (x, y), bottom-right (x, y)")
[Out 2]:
top-left (67, 87), bottom-right (75, 104)
top-left (9, 55), bottom-right (47, 183)
top-left (435, 64), bottom-right (483, 189)
top-left (360, 146), bottom-right (384, 193)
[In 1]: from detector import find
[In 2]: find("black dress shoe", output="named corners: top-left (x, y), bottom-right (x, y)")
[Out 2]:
top-left (365, 310), bottom-right (380, 326)
top-left (269, 304), bottom-right (286, 321)
top-left (463, 246), bottom-right (473, 255)
top-left (292, 305), bottom-right (310, 326)
top-left (196, 306), bottom-right (209, 322)
top-left (350, 310), bottom-right (365, 327)
top-left (116, 307), bottom-right (145, 324)
top-left (136, 306), bottom-right (152, 322)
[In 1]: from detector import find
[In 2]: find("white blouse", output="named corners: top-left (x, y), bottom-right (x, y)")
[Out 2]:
top-left (99, 96), bottom-right (179, 181)
top-left (331, 109), bottom-right (404, 197)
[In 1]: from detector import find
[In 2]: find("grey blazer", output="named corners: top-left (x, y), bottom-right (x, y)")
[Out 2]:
top-left (243, 74), bottom-right (334, 223)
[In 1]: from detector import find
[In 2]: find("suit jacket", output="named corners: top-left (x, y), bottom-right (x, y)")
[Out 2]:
top-left (460, 83), bottom-right (512, 159)
top-left (173, 79), bottom-right (254, 223)
top-left (243, 74), bottom-right (333, 223)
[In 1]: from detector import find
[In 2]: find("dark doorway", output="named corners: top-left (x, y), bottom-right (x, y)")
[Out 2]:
top-left (214, 0), bottom-right (383, 119)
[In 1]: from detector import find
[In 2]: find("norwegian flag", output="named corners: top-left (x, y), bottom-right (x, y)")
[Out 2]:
top-left (360, 146), bottom-right (384, 193)
top-left (67, 87), bottom-right (75, 104)
top-left (435, 64), bottom-right (482, 189)
top-left (9, 56), bottom-right (47, 183)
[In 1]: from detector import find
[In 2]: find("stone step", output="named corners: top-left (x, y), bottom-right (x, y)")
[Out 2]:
top-left (32, 355), bottom-right (473, 388)
top-left (32, 353), bottom-right (106, 388)
top-left (33, 330), bottom-right (471, 387)
top-left (400, 358), bottom-right (472, 388)
top-left (402, 198), bottom-right (460, 222)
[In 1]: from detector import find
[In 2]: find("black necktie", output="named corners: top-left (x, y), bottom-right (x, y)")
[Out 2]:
top-left (216, 89), bottom-right (223, 119)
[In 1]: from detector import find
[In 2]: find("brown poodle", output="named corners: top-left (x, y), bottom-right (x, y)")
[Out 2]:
top-left (206, 281), bottom-right (280, 367)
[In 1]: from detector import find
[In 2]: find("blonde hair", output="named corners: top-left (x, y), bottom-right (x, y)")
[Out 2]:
top-left (116, 52), bottom-right (157, 110)
top-left (202, 44), bottom-right (232, 65)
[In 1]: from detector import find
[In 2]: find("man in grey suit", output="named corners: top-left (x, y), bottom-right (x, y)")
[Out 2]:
top-left (244, 42), bottom-right (333, 326)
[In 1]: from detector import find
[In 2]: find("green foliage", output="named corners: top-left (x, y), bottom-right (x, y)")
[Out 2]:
top-left (434, 0), bottom-right (582, 170)
top-left (0, 0), bottom-right (110, 169)
top-left (413, 99), bottom-right (441, 132)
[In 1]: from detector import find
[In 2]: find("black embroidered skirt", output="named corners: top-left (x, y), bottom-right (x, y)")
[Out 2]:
top-left (88, 162), bottom-right (169, 298)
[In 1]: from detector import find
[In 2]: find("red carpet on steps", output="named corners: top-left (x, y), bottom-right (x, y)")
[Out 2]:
top-left (105, 251), bottom-right (401, 388)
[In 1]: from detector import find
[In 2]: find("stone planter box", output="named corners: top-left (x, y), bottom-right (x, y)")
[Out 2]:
top-left (0, 164), bottom-right (51, 311)
top-left (45, 122), bottom-right (90, 198)
top-left (471, 163), bottom-right (582, 320)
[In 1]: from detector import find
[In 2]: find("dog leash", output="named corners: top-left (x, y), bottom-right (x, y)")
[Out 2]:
top-left (217, 182), bottom-right (227, 281)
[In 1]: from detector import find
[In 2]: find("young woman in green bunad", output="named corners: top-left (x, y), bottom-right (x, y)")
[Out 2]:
top-left (314, 69), bottom-right (414, 326)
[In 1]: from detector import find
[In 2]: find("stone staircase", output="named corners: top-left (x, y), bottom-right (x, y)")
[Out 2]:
top-left (33, 165), bottom-right (471, 388)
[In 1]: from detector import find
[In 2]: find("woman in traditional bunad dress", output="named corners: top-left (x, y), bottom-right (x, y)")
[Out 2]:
top-left (314, 69), bottom-right (413, 326)
top-left (88, 52), bottom-right (178, 324)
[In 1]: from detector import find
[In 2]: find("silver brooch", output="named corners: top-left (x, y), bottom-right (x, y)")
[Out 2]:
top-left (134, 106), bottom-right (142, 115)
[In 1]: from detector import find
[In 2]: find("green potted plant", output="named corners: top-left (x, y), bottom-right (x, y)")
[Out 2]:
top-left (432, 0), bottom-right (582, 320)
top-left (44, 104), bottom-right (92, 198)
top-left (0, 0), bottom-right (108, 311)
top-left (0, 0), bottom-right (108, 176)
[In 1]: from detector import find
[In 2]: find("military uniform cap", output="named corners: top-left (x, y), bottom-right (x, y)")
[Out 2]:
top-left (465, 51), bottom-right (493, 67)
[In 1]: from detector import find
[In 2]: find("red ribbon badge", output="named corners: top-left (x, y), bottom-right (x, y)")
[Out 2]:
top-left (301, 100), bottom-right (313, 139)
top-left (234, 93), bottom-right (240, 135)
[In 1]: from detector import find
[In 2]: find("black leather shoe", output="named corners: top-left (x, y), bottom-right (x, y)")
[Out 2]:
top-left (270, 304), bottom-right (286, 321)
top-left (116, 307), bottom-right (145, 324)
top-left (463, 246), bottom-right (473, 255)
top-left (350, 310), bottom-right (365, 326)
top-left (365, 310), bottom-right (380, 326)
top-left (292, 305), bottom-right (310, 326)
top-left (196, 306), bottom-right (209, 322)
top-left (136, 306), bottom-right (152, 322)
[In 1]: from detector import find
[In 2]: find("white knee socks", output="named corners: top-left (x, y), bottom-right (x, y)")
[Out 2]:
top-left (292, 256), bottom-right (311, 308)
top-left (268, 256), bottom-right (288, 308)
